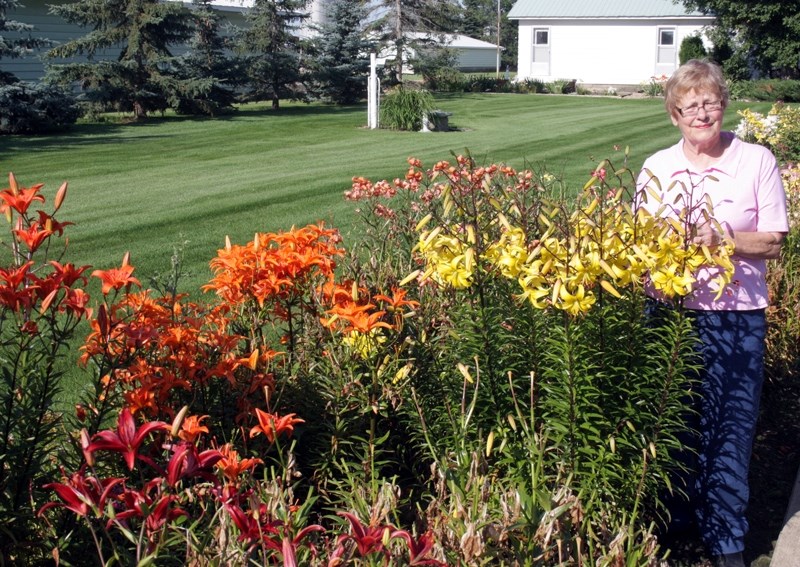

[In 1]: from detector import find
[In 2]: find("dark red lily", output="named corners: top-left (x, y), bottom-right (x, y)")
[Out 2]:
top-left (336, 512), bottom-right (391, 558)
top-left (165, 441), bottom-right (223, 487)
top-left (393, 529), bottom-right (446, 566)
top-left (39, 470), bottom-right (124, 518)
top-left (112, 480), bottom-right (187, 535)
top-left (87, 408), bottom-right (169, 470)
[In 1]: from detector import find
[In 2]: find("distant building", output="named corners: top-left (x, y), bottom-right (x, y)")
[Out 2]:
top-left (376, 31), bottom-right (502, 74)
top-left (508, 0), bottom-right (714, 88)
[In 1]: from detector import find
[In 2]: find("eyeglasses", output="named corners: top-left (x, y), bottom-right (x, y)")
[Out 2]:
top-left (676, 100), bottom-right (723, 117)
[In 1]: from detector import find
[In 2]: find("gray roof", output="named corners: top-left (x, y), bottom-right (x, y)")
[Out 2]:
top-left (507, 0), bottom-right (711, 19)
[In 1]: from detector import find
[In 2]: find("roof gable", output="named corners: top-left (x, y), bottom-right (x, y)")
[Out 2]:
top-left (508, 0), bottom-right (710, 19)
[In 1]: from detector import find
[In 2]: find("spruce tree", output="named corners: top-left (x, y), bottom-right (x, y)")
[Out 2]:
top-left (0, 0), bottom-right (51, 84)
top-left (46, 0), bottom-right (194, 119)
top-left (173, 0), bottom-right (240, 116)
top-left (313, 0), bottom-right (372, 105)
top-left (237, 0), bottom-right (310, 110)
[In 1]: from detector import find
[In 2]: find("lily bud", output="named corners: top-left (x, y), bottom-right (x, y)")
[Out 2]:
top-left (54, 181), bottom-right (68, 212)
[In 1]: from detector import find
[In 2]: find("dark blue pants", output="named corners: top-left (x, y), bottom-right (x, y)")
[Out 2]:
top-left (687, 308), bottom-right (766, 555)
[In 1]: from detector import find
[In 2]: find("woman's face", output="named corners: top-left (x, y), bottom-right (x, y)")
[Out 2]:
top-left (670, 88), bottom-right (725, 151)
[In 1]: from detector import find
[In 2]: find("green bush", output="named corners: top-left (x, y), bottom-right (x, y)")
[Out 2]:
top-left (733, 80), bottom-right (800, 102)
top-left (379, 85), bottom-right (434, 131)
top-left (679, 35), bottom-right (707, 64)
top-left (0, 82), bottom-right (80, 135)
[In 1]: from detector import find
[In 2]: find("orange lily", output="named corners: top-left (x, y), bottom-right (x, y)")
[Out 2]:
top-left (0, 182), bottom-right (45, 215)
top-left (249, 408), bottom-right (304, 443)
top-left (92, 263), bottom-right (141, 295)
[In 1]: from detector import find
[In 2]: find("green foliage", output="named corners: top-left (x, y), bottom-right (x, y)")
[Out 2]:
top-left (379, 85), bottom-right (434, 130)
top-left (732, 80), bottom-right (800, 103)
top-left (367, 0), bottom-right (462, 83)
top-left (679, 35), bottom-right (707, 64)
top-left (459, 0), bottom-right (518, 70)
top-left (0, 82), bottom-right (80, 134)
top-left (46, 0), bottom-right (195, 120)
top-left (682, 0), bottom-right (800, 79)
top-left (0, 0), bottom-right (52, 84)
top-left (236, 0), bottom-right (311, 110)
top-left (411, 43), bottom-right (461, 92)
top-left (171, 0), bottom-right (241, 116)
top-left (765, 164), bottom-right (800, 383)
top-left (311, 0), bottom-right (372, 105)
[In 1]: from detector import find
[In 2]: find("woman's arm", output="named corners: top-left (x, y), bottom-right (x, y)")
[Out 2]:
top-left (692, 222), bottom-right (786, 259)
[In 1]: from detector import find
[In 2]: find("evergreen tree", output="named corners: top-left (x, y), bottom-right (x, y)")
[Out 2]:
top-left (173, 0), bottom-right (240, 115)
top-left (0, 0), bottom-right (51, 84)
top-left (369, 0), bottom-right (461, 83)
top-left (313, 0), bottom-right (372, 104)
top-left (237, 0), bottom-right (310, 110)
top-left (46, 0), bottom-right (194, 119)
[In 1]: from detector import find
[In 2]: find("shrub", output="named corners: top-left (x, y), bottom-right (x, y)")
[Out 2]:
top-left (733, 80), bottom-right (800, 102)
top-left (0, 82), bottom-right (80, 135)
top-left (679, 35), bottom-right (707, 64)
top-left (379, 85), bottom-right (434, 131)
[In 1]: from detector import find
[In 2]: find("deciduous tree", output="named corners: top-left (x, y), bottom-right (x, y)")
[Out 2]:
top-left (368, 0), bottom-right (461, 83)
top-left (681, 0), bottom-right (800, 79)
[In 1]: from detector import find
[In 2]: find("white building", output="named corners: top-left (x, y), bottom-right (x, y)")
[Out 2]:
top-left (508, 0), bottom-right (715, 87)
top-left (376, 32), bottom-right (501, 74)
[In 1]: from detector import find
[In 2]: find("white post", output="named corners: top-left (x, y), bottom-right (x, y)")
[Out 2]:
top-left (496, 0), bottom-right (501, 77)
top-left (368, 53), bottom-right (379, 129)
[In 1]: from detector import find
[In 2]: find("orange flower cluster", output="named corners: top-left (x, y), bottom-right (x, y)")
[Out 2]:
top-left (0, 175), bottom-right (92, 323)
top-left (204, 224), bottom-right (343, 310)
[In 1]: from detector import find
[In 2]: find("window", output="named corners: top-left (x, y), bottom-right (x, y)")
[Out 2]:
top-left (657, 27), bottom-right (676, 65)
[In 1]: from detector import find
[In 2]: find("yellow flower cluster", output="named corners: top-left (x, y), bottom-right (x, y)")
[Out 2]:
top-left (342, 329), bottom-right (387, 359)
top-left (415, 196), bottom-right (734, 317)
top-left (417, 225), bottom-right (476, 289)
top-left (736, 104), bottom-right (800, 163)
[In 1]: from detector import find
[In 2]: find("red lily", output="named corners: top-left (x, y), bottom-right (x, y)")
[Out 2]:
top-left (39, 470), bottom-right (124, 518)
top-left (215, 443), bottom-right (262, 484)
top-left (393, 530), bottom-right (446, 566)
top-left (165, 441), bottom-right (223, 487)
top-left (13, 221), bottom-right (52, 253)
top-left (112, 480), bottom-right (187, 535)
top-left (86, 408), bottom-right (169, 470)
top-left (336, 512), bottom-right (391, 558)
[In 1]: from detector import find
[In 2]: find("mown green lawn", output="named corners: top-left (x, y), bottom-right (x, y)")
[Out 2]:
top-left (0, 94), bottom-right (770, 296)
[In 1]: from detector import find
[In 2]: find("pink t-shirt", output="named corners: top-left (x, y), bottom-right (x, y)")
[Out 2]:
top-left (637, 131), bottom-right (788, 310)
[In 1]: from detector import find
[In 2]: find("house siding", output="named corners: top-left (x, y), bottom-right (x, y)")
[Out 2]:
top-left (515, 17), bottom-right (712, 85)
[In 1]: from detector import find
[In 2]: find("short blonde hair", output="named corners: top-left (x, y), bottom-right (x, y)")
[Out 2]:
top-left (664, 59), bottom-right (729, 115)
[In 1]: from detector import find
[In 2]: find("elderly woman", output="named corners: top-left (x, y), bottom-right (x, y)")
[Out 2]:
top-left (636, 59), bottom-right (788, 566)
